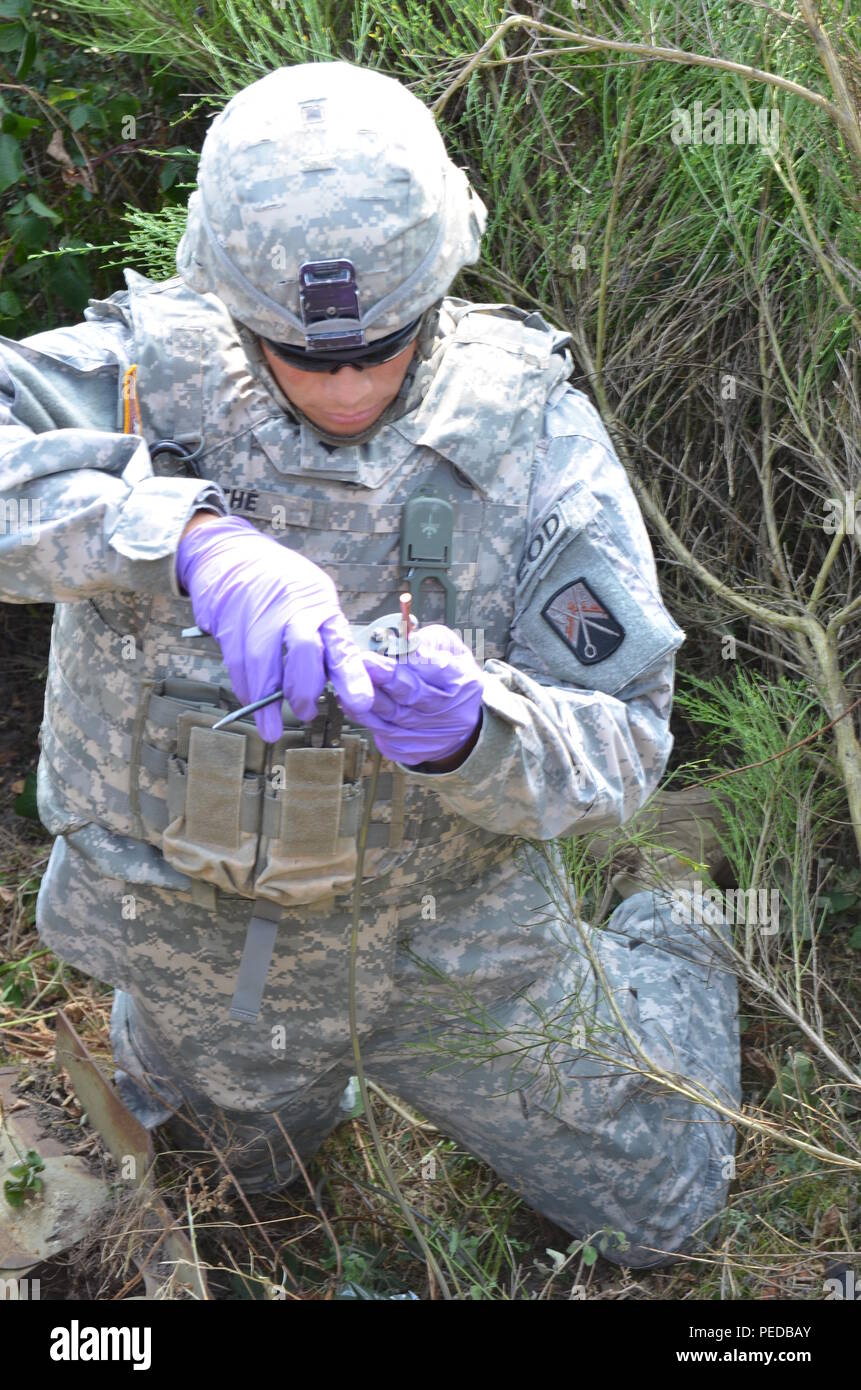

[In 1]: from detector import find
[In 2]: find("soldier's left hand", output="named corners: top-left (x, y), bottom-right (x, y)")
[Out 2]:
top-left (340, 624), bottom-right (485, 766)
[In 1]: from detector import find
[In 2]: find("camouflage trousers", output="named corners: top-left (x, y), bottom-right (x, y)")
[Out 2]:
top-left (93, 874), bottom-right (740, 1271)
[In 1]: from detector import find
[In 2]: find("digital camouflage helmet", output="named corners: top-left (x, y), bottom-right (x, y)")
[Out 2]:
top-left (176, 61), bottom-right (488, 356)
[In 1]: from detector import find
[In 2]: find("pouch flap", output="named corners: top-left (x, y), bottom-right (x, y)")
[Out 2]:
top-left (185, 726), bottom-right (247, 850)
top-left (270, 747), bottom-right (345, 856)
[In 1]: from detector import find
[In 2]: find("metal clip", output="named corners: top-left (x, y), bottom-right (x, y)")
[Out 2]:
top-left (305, 686), bottom-right (343, 748)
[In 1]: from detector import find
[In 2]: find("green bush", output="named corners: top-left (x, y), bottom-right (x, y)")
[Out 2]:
top-left (0, 0), bottom-right (206, 336)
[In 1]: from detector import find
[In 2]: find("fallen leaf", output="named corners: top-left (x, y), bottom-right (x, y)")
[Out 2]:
top-left (745, 1047), bottom-right (773, 1075)
top-left (46, 128), bottom-right (74, 168)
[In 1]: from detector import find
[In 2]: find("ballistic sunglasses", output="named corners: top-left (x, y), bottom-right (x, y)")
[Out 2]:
top-left (262, 314), bottom-right (423, 373)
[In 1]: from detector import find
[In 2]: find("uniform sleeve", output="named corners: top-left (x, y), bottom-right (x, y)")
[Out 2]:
top-left (399, 387), bottom-right (686, 839)
top-left (0, 296), bottom-right (228, 604)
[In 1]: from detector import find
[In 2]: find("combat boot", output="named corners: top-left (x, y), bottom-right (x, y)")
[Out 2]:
top-left (581, 782), bottom-right (732, 899)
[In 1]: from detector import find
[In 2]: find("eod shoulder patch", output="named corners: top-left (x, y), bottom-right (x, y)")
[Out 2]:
top-left (541, 578), bottom-right (624, 665)
top-left (509, 479), bottom-right (685, 695)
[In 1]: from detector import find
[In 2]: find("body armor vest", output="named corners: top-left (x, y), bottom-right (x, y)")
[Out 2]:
top-left (37, 271), bottom-right (573, 914)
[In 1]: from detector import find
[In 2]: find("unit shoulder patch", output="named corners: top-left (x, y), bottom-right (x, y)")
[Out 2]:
top-left (541, 578), bottom-right (625, 665)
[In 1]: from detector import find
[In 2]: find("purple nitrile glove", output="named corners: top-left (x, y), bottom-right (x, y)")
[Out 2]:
top-left (339, 624), bottom-right (485, 766)
top-left (176, 514), bottom-right (373, 742)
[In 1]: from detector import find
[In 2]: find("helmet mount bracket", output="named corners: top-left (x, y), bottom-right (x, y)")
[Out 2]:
top-left (299, 260), bottom-right (364, 350)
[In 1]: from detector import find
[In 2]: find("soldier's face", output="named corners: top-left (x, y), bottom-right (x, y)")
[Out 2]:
top-left (260, 339), bottom-right (417, 435)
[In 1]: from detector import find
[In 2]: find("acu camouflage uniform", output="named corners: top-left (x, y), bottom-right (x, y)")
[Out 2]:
top-left (0, 63), bottom-right (740, 1268)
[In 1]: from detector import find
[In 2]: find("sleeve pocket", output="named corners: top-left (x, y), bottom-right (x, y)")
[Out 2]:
top-left (509, 481), bottom-right (685, 695)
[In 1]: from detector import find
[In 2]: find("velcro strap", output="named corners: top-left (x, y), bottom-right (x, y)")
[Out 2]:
top-left (191, 880), bottom-right (217, 912)
top-left (277, 747), bottom-right (344, 855)
top-left (167, 757), bottom-right (263, 833)
top-left (185, 726), bottom-right (247, 850)
top-left (230, 897), bottom-right (282, 1023)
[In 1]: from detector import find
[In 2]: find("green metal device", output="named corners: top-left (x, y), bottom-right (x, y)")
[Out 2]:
top-left (399, 486), bottom-right (456, 626)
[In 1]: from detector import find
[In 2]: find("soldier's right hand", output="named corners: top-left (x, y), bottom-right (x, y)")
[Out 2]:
top-left (176, 514), bottom-right (373, 741)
